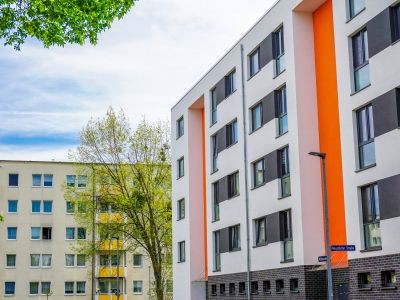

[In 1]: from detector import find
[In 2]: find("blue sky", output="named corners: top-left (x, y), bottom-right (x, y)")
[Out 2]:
top-left (0, 0), bottom-right (276, 161)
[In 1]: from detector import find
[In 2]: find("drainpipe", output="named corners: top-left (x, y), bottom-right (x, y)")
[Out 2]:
top-left (240, 44), bottom-right (251, 300)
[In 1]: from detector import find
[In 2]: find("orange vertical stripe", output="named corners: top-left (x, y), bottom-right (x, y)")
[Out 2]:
top-left (201, 108), bottom-right (208, 278)
top-left (313, 0), bottom-right (348, 267)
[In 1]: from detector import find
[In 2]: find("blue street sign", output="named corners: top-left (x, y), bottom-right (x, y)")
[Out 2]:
top-left (318, 256), bottom-right (327, 262)
top-left (331, 245), bottom-right (356, 251)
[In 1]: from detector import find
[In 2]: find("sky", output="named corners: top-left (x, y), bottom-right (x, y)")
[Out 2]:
top-left (0, 0), bottom-right (277, 161)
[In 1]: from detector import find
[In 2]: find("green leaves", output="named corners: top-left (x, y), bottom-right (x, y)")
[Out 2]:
top-left (0, 0), bottom-right (136, 50)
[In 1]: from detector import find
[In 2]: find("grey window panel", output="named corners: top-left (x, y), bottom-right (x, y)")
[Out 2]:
top-left (266, 212), bottom-right (281, 243)
top-left (367, 8), bottom-right (392, 58)
top-left (372, 88), bottom-right (399, 137)
top-left (215, 78), bottom-right (226, 105)
top-left (378, 174), bottom-right (400, 220)
top-left (219, 227), bottom-right (230, 253)
top-left (259, 33), bottom-right (274, 69)
top-left (264, 150), bottom-right (279, 183)
top-left (217, 176), bottom-right (229, 204)
top-left (261, 90), bottom-right (276, 126)
top-left (216, 126), bottom-right (227, 153)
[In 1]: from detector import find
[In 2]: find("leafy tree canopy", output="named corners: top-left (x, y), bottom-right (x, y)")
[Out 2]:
top-left (0, 0), bottom-right (136, 50)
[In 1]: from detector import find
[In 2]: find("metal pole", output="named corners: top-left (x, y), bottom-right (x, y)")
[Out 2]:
top-left (116, 237), bottom-right (120, 300)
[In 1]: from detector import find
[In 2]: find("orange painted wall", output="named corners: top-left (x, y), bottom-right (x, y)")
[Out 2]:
top-left (201, 108), bottom-right (208, 278)
top-left (313, 0), bottom-right (348, 266)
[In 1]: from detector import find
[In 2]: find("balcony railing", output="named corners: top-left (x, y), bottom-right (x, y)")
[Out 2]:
top-left (96, 266), bottom-right (128, 278)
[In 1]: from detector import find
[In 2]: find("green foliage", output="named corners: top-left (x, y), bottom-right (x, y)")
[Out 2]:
top-left (0, 0), bottom-right (136, 50)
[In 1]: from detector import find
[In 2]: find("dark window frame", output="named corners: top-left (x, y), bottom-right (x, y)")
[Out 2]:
top-left (176, 116), bottom-right (184, 139)
top-left (239, 282), bottom-right (246, 295)
top-left (290, 278), bottom-right (299, 293)
top-left (229, 283), bottom-right (236, 295)
top-left (254, 217), bottom-right (267, 247)
top-left (211, 284), bottom-right (217, 296)
top-left (352, 28), bottom-right (370, 92)
top-left (212, 181), bottom-right (220, 221)
top-left (177, 157), bottom-right (184, 179)
top-left (253, 158), bottom-right (265, 188)
top-left (348, 0), bottom-right (365, 19)
top-left (391, 3), bottom-right (400, 42)
top-left (178, 241), bottom-right (186, 263)
top-left (263, 280), bottom-right (271, 294)
top-left (273, 26), bottom-right (285, 75)
top-left (225, 69), bottom-right (236, 98)
top-left (249, 47), bottom-right (260, 77)
top-left (279, 146), bottom-right (291, 197)
top-left (276, 279), bottom-right (284, 293)
top-left (213, 230), bottom-right (221, 271)
top-left (251, 102), bottom-right (263, 132)
top-left (220, 283), bottom-right (226, 295)
top-left (177, 198), bottom-right (185, 220)
top-left (361, 183), bottom-right (381, 249)
top-left (227, 171), bottom-right (239, 199)
top-left (251, 281), bottom-right (259, 294)
top-left (210, 88), bottom-right (217, 125)
top-left (358, 272), bottom-right (372, 289)
top-left (277, 86), bottom-right (288, 135)
top-left (226, 119), bottom-right (238, 147)
top-left (356, 104), bottom-right (375, 169)
top-left (381, 270), bottom-right (396, 288)
top-left (280, 210), bottom-right (293, 261)
top-left (211, 134), bottom-right (218, 173)
top-left (8, 174), bottom-right (18, 187)
top-left (229, 224), bottom-right (240, 252)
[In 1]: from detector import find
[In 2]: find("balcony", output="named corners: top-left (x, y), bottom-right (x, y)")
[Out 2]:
top-left (98, 240), bottom-right (124, 251)
top-left (96, 266), bottom-right (127, 278)
top-left (96, 295), bottom-right (127, 300)
top-left (97, 213), bottom-right (124, 223)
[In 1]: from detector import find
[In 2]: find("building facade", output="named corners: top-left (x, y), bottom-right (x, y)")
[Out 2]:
top-left (0, 160), bottom-right (152, 299)
top-left (171, 0), bottom-right (400, 299)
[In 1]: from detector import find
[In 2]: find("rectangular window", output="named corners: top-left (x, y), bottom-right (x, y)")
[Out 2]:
top-left (99, 255), bottom-right (109, 266)
top-left (42, 254), bottom-right (52, 267)
top-left (66, 201), bottom-right (75, 213)
top-left (77, 254), bottom-right (86, 267)
top-left (381, 270), bottom-right (396, 288)
top-left (6, 254), bottom-right (16, 267)
top-left (77, 175), bottom-right (87, 188)
top-left (361, 183), bottom-right (381, 249)
top-left (251, 281), bottom-right (258, 294)
top-left (65, 282), bottom-right (74, 294)
top-left (133, 281), bottom-right (143, 294)
top-left (7, 227), bottom-right (17, 240)
top-left (42, 227), bottom-right (52, 240)
top-left (226, 120), bottom-right (238, 147)
top-left (30, 282), bottom-right (39, 295)
top-left (211, 88), bottom-right (217, 125)
top-left (211, 135), bottom-right (218, 172)
top-left (227, 171), bottom-right (239, 198)
top-left (255, 217), bottom-right (267, 246)
top-left (251, 103), bottom-right (262, 132)
top-left (9, 174), bottom-right (18, 187)
top-left (77, 227), bottom-right (86, 240)
top-left (273, 26), bottom-right (285, 75)
top-left (349, 0), bottom-right (365, 19)
top-left (263, 280), bottom-right (271, 294)
top-left (111, 255), bottom-right (120, 266)
top-left (43, 200), bottom-right (53, 213)
top-left (279, 147), bottom-right (291, 197)
top-left (281, 210), bottom-right (293, 261)
top-left (41, 282), bottom-right (51, 294)
top-left (249, 48), bottom-right (260, 77)
top-left (32, 200), bottom-right (41, 213)
top-left (30, 254), bottom-right (40, 267)
top-left (239, 282), bottom-right (246, 295)
top-left (43, 174), bottom-right (53, 187)
top-left (7, 200), bottom-right (18, 213)
top-left (133, 254), bottom-right (143, 267)
top-left (5, 282), bottom-right (15, 295)
top-left (229, 283), bottom-right (235, 295)
top-left (253, 158), bottom-right (265, 188)
top-left (220, 284), bottom-right (226, 295)
top-left (229, 225), bottom-right (240, 251)
top-left (66, 227), bottom-right (75, 240)
top-left (276, 279), bottom-right (284, 293)
top-left (32, 174), bottom-right (42, 187)
top-left (176, 116), bottom-right (184, 139)
top-left (178, 241), bottom-right (185, 262)
top-left (392, 4), bottom-right (400, 42)
top-left (31, 227), bottom-right (41, 240)
top-left (177, 199), bottom-right (185, 220)
top-left (213, 182), bottom-right (220, 221)
top-left (357, 104), bottom-right (375, 168)
top-left (358, 272), bottom-right (372, 289)
top-left (177, 157), bottom-right (184, 179)
top-left (211, 284), bottom-right (217, 296)
top-left (65, 254), bottom-right (75, 266)
top-left (290, 278), bottom-right (299, 293)
top-left (225, 70), bottom-right (236, 97)
top-left (352, 28), bottom-right (370, 92)
top-left (66, 175), bottom-right (76, 187)
top-left (277, 86), bottom-right (288, 135)
top-left (76, 281), bottom-right (86, 294)
top-left (213, 231), bottom-right (221, 271)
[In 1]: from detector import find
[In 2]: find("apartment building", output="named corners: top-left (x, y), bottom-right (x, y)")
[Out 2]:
top-left (0, 160), bottom-right (151, 299)
top-left (171, 0), bottom-right (400, 299)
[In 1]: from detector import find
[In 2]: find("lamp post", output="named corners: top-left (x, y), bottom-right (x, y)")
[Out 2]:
top-left (110, 236), bottom-right (120, 300)
top-left (309, 151), bottom-right (333, 300)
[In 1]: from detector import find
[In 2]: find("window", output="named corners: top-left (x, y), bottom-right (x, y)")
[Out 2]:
top-left (43, 201), bottom-right (52, 213)
top-left (211, 88), bottom-right (217, 125)
top-left (42, 227), bottom-right (52, 240)
top-left (42, 254), bottom-right (52, 267)
top-left (213, 182), bottom-right (220, 221)
top-left (255, 217), bottom-right (267, 246)
top-left (273, 26), bottom-right (285, 75)
top-left (77, 254), bottom-right (86, 267)
top-left (361, 183), bottom-right (381, 249)
top-left (65, 282), bottom-right (74, 294)
top-left (66, 175), bottom-right (76, 187)
top-left (8, 200), bottom-right (18, 213)
top-left (30, 282), bottom-right (39, 295)
top-left (6, 254), bottom-right (16, 267)
top-left (229, 283), bottom-right (235, 295)
top-left (227, 171), bottom-right (239, 198)
top-left (213, 231), bottom-right (221, 271)
top-left (31, 227), bottom-right (41, 240)
top-left (281, 210), bottom-right (293, 261)
top-left (66, 227), bottom-right (75, 240)
top-left (357, 104), bottom-right (375, 168)
top-left (392, 3), bottom-right (400, 42)
top-left (352, 28), bottom-right (370, 92)
top-left (77, 201), bottom-right (86, 213)
top-left (32, 200), bottom-right (41, 213)
top-left (77, 175), bottom-right (87, 187)
top-left (211, 284), bottom-right (217, 296)
top-left (43, 174), bottom-right (53, 187)
top-left (239, 282), bottom-right (246, 295)
top-left (111, 255), bottom-right (120, 266)
top-left (178, 241), bottom-right (185, 262)
top-left (226, 120), bottom-right (238, 147)
top-left (381, 270), bottom-right (396, 288)
top-left (99, 255), bottom-right (109, 266)
top-left (263, 280), bottom-right (271, 294)
top-left (290, 278), bottom-right (299, 293)
top-left (349, 0), bottom-right (365, 19)
top-left (279, 147), bottom-right (291, 197)
top-left (220, 283), bottom-right (226, 295)
top-left (276, 279), bottom-right (284, 293)
top-left (30, 254), bottom-right (40, 267)
top-left (177, 199), bottom-right (185, 220)
top-left (66, 254), bottom-right (75, 266)
top-left (253, 158), bottom-right (265, 188)
top-left (66, 201), bottom-right (75, 213)
top-left (9, 174), bottom-right (18, 186)
top-left (249, 48), bottom-right (260, 77)
top-left (77, 282), bottom-right (86, 294)
top-left (7, 227), bottom-right (17, 240)
top-left (229, 225), bottom-right (240, 251)
top-left (211, 135), bottom-right (218, 172)
top-left (251, 281), bottom-right (258, 294)
top-left (133, 254), bottom-right (143, 267)
top-left (358, 272), bottom-right (372, 289)
top-left (176, 116), bottom-right (184, 138)
top-left (277, 86), bottom-right (288, 135)
top-left (41, 282), bottom-right (51, 294)
top-left (133, 281), bottom-right (143, 294)
top-left (5, 282), bottom-right (15, 295)
top-left (225, 70), bottom-right (236, 97)
top-left (32, 174), bottom-right (42, 186)
top-left (177, 157), bottom-right (184, 179)
top-left (77, 227), bottom-right (86, 240)
top-left (251, 103), bottom-right (262, 132)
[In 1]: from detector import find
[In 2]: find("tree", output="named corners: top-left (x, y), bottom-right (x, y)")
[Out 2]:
top-left (67, 108), bottom-right (172, 300)
top-left (0, 0), bottom-right (137, 50)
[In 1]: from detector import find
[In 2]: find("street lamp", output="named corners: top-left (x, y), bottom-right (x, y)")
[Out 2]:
top-left (110, 236), bottom-right (120, 300)
top-left (309, 151), bottom-right (333, 300)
